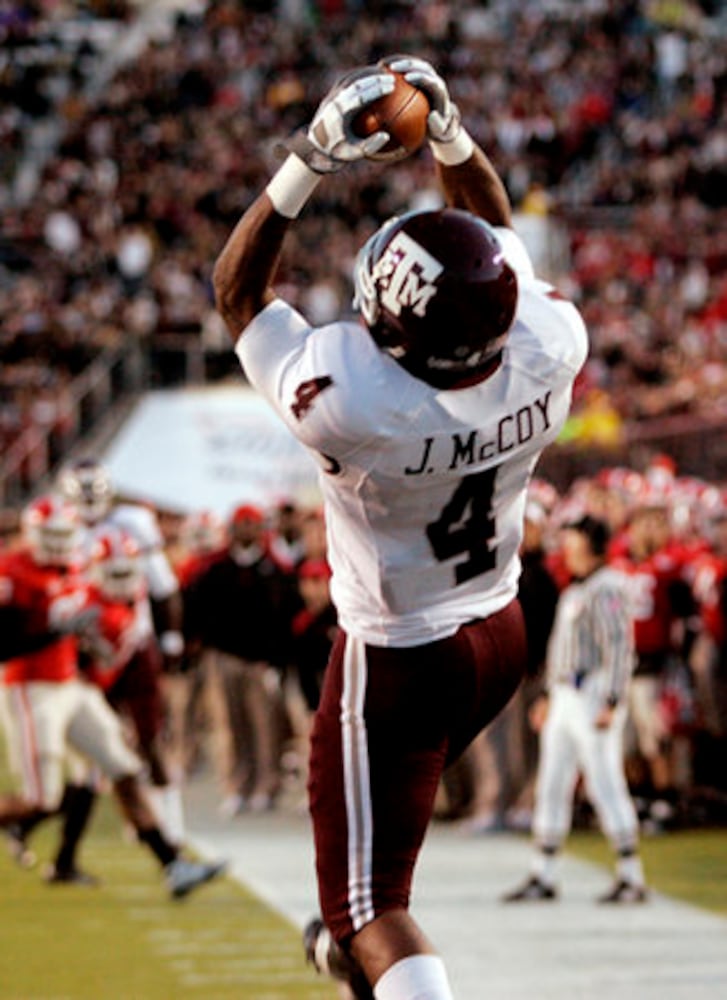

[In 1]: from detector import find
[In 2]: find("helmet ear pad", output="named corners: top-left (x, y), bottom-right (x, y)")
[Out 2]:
top-left (357, 208), bottom-right (518, 388)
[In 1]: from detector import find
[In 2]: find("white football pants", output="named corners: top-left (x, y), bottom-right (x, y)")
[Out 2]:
top-left (532, 680), bottom-right (639, 850)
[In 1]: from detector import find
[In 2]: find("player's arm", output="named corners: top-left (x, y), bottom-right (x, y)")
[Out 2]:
top-left (436, 146), bottom-right (512, 228)
top-left (0, 605), bottom-right (56, 659)
top-left (381, 56), bottom-right (511, 228)
top-left (151, 590), bottom-right (185, 671)
top-left (142, 544), bottom-right (185, 667)
top-left (213, 69), bottom-right (397, 340)
top-left (0, 602), bottom-right (99, 660)
top-left (213, 196), bottom-right (291, 338)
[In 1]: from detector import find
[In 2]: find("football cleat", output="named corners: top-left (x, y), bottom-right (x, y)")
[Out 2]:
top-left (165, 857), bottom-right (227, 899)
top-left (6, 825), bottom-right (37, 869)
top-left (303, 917), bottom-right (374, 1000)
top-left (43, 863), bottom-right (100, 886)
top-left (501, 876), bottom-right (558, 902)
top-left (597, 879), bottom-right (648, 904)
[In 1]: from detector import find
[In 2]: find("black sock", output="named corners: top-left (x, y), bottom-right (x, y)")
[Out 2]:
top-left (54, 784), bottom-right (97, 873)
top-left (13, 808), bottom-right (50, 839)
top-left (137, 826), bottom-right (178, 867)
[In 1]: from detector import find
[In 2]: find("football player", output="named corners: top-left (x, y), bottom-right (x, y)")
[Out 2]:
top-left (83, 527), bottom-right (185, 842)
top-left (57, 458), bottom-right (184, 669)
top-left (212, 55), bottom-right (588, 1000)
top-left (57, 458), bottom-right (186, 843)
top-left (610, 501), bottom-right (696, 824)
top-left (0, 495), bottom-right (225, 897)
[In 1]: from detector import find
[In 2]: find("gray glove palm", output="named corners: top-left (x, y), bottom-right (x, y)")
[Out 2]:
top-left (287, 67), bottom-right (395, 173)
top-left (381, 55), bottom-right (461, 143)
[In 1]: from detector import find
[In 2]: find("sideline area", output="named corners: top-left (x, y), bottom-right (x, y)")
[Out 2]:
top-left (185, 777), bottom-right (727, 1000)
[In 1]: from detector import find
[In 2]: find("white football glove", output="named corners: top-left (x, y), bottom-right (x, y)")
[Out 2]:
top-left (287, 67), bottom-right (395, 173)
top-left (51, 605), bottom-right (100, 638)
top-left (381, 55), bottom-right (461, 144)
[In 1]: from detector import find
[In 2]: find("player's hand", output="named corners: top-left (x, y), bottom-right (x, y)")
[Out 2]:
top-left (381, 55), bottom-right (461, 144)
top-left (50, 604), bottom-right (100, 638)
top-left (528, 694), bottom-right (549, 733)
top-left (288, 67), bottom-right (394, 173)
top-left (160, 629), bottom-right (185, 674)
top-left (594, 705), bottom-right (615, 730)
top-left (79, 631), bottom-right (115, 665)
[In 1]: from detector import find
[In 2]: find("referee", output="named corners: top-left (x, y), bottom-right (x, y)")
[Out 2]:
top-left (503, 515), bottom-right (648, 904)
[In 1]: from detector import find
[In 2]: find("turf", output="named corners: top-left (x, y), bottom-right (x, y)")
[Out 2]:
top-left (568, 828), bottom-right (727, 916)
top-left (0, 798), bottom-right (338, 1000)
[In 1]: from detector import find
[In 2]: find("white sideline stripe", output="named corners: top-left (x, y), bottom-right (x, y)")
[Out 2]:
top-left (185, 809), bottom-right (727, 1000)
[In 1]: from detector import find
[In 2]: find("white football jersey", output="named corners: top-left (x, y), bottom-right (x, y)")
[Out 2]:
top-left (237, 228), bottom-right (587, 646)
top-left (101, 504), bottom-right (179, 602)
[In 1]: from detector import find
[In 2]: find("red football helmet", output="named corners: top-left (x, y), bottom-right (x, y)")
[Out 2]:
top-left (22, 495), bottom-right (82, 567)
top-left (57, 458), bottom-right (113, 525)
top-left (353, 208), bottom-right (517, 388)
top-left (91, 528), bottom-right (143, 602)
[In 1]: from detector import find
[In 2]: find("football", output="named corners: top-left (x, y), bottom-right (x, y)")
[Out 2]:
top-left (351, 69), bottom-right (430, 161)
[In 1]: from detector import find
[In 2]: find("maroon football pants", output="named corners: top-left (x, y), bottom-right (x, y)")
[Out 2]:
top-left (106, 642), bottom-right (165, 781)
top-left (308, 598), bottom-right (527, 945)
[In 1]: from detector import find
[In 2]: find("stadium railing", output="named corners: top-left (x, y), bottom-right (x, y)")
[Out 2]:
top-left (0, 342), bottom-right (147, 507)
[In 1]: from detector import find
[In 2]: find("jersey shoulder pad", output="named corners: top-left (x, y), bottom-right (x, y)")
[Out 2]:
top-left (107, 504), bottom-right (162, 550)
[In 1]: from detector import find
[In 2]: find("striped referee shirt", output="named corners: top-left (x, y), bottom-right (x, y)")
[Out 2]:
top-left (545, 565), bottom-right (635, 704)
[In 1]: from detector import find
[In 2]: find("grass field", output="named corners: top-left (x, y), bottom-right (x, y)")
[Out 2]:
top-left (2, 747), bottom-right (726, 1000)
top-left (568, 827), bottom-right (727, 916)
top-left (0, 797), bottom-right (338, 1000)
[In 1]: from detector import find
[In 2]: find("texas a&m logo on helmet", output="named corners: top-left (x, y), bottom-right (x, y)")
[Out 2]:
top-left (371, 231), bottom-right (444, 323)
top-left (353, 208), bottom-right (517, 389)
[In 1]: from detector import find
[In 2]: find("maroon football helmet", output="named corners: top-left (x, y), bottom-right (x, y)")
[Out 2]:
top-left (353, 208), bottom-right (518, 388)
top-left (57, 457), bottom-right (112, 525)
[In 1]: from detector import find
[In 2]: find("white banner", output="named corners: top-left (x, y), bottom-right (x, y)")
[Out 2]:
top-left (103, 385), bottom-right (320, 516)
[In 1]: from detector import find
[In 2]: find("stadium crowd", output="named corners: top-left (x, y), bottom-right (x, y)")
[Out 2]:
top-left (1, 0), bottom-right (726, 464)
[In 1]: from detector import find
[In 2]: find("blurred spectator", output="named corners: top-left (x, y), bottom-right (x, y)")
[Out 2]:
top-left (267, 499), bottom-right (306, 571)
top-left (183, 502), bottom-right (293, 815)
top-left (289, 557), bottom-right (336, 714)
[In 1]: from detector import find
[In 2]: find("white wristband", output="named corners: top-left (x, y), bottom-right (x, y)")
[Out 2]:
top-left (430, 128), bottom-right (475, 166)
top-left (265, 154), bottom-right (321, 219)
top-left (160, 630), bottom-right (184, 657)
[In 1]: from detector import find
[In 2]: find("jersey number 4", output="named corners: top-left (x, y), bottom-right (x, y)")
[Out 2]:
top-left (426, 468), bottom-right (498, 585)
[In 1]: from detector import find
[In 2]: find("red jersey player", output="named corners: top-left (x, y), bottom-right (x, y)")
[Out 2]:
top-left (83, 527), bottom-right (186, 843)
top-left (0, 495), bottom-right (225, 895)
top-left (610, 502), bottom-right (695, 819)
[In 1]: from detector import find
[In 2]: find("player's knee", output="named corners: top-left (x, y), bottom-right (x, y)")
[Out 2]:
top-left (92, 736), bottom-right (143, 782)
top-left (36, 755), bottom-right (67, 812)
top-left (36, 785), bottom-right (64, 814)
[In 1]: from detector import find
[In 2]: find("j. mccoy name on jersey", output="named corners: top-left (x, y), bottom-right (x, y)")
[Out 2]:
top-left (404, 390), bottom-right (552, 476)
